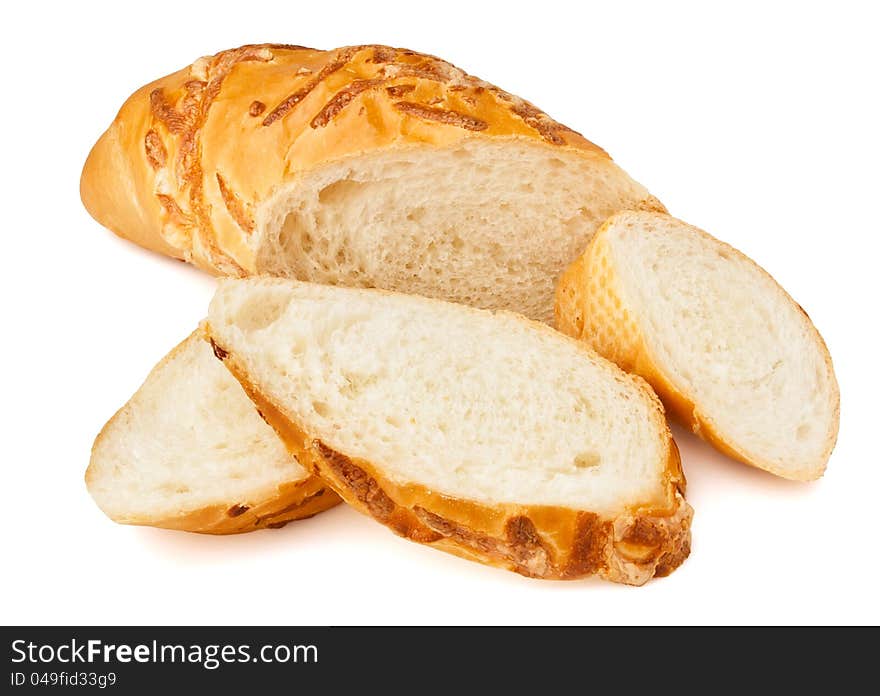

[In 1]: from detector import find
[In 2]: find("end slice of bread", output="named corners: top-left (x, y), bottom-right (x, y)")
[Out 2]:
top-left (80, 43), bottom-right (665, 324)
top-left (205, 278), bottom-right (691, 584)
top-left (87, 332), bottom-right (339, 533)
top-left (556, 211), bottom-right (840, 481)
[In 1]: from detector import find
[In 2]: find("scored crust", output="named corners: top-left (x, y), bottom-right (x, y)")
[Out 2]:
top-left (555, 212), bottom-right (840, 481)
top-left (80, 43), bottom-right (662, 276)
top-left (85, 332), bottom-right (340, 535)
top-left (205, 331), bottom-right (693, 585)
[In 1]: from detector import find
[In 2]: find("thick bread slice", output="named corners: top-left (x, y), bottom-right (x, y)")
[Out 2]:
top-left (556, 211), bottom-right (839, 481)
top-left (80, 43), bottom-right (664, 323)
top-left (87, 332), bottom-right (339, 533)
top-left (204, 278), bottom-right (691, 584)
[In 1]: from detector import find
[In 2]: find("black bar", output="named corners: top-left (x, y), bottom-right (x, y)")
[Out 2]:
top-left (2, 626), bottom-right (874, 692)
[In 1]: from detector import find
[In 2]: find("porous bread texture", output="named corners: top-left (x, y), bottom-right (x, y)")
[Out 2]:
top-left (256, 139), bottom-right (658, 323)
top-left (209, 280), bottom-right (668, 510)
top-left (205, 278), bottom-right (691, 583)
top-left (80, 43), bottom-right (664, 323)
top-left (87, 332), bottom-right (339, 533)
top-left (556, 211), bottom-right (839, 481)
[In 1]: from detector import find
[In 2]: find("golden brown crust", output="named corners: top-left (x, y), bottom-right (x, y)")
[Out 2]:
top-left (85, 331), bottom-right (341, 535)
top-left (142, 475), bottom-right (338, 534)
top-left (81, 43), bottom-right (643, 275)
top-left (207, 330), bottom-right (693, 584)
top-left (555, 212), bottom-right (840, 481)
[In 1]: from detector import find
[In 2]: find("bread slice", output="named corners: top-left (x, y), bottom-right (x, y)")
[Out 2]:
top-left (87, 332), bottom-right (339, 533)
top-left (80, 43), bottom-right (664, 323)
top-left (556, 211), bottom-right (839, 481)
top-left (204, 278), bottom-right (691, 584)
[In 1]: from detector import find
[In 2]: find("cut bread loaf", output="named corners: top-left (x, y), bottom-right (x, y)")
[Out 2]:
top-left (80, 43), bottom-right (664, 323)
top-left (87, 332), bottom-right (339, 533)
top-left (556, 211), bottom-right (839, 481)
top-left (204, 278), bottom-right (691, 584)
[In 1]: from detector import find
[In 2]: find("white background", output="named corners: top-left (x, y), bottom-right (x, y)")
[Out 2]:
top-left (1, 0), bottom-right (877, 625)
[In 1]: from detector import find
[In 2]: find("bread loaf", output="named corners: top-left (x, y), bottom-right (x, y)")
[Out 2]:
top-left (555, 211), bottom-right (839, 480)
top-left (87, 332), bottom-right (339, 533)
top-left (204, 278), bottom-right (691, 584)
top-left (80, 43), bottom-right (663, 323)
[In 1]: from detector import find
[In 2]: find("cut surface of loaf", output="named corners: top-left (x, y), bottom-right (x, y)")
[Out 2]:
top-left (205, 278), bottom-right (691, 584)
top-left (87, 332), bottom-right (339, 533)
top-left (80, 43), bottom-right (663, 323)
top-left (556, 211), bottom-right (839, 481)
